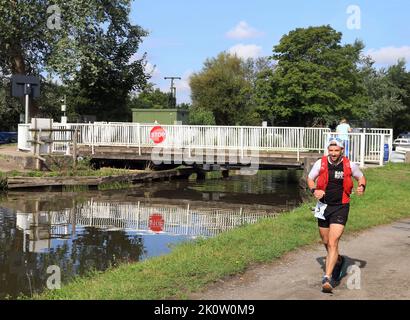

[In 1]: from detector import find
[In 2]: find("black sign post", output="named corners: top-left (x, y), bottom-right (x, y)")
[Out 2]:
top-left (11, 75), bottom-right (40, 124)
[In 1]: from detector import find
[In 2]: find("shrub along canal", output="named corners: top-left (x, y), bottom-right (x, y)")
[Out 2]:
top-left (0, 169), bottom-right (302, 299)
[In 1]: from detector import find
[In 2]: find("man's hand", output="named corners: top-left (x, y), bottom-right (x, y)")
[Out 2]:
top-left (313, 190), bottom-right (325, 200)
top-left (356, 184), bottom-right (365, 196)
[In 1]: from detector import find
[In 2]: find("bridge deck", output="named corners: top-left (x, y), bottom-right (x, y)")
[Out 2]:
top-left (77, 146), bottom-right (321, 168)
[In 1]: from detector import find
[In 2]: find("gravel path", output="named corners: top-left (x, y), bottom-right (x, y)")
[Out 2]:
top-left (191, 219), bottom-right (410, 300)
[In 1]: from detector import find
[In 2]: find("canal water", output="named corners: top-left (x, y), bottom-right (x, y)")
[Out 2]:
top-left (0, 169), bottom-right (302, 299)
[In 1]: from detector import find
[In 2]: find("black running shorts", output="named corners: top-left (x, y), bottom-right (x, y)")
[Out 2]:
top-left (317, 203), bottom-right (350, 228)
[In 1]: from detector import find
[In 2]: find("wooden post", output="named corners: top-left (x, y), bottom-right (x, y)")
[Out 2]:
top-left (405, 151), bottom-right (410, 164)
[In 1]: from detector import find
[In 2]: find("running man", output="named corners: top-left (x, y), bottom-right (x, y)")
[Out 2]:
top-left (307, 138), bottom-right (366, 293)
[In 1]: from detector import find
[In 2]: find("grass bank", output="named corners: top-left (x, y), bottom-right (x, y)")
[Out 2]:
top-left (36, 163), bottom-right (410, 300)
top-left (0, 167), bottom-right (142, 178)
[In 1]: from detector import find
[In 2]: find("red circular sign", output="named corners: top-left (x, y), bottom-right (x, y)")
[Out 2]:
top-left (149, 213), bottom-right (164, 233)
top-left (150, 126), bottom-right (166, 144)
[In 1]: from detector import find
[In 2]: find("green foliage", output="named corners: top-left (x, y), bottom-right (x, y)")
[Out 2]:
top-left (190, 53), bottom-right (256, 125)
top-left (256, 25), bottom-right (367, 126)
top-left (128, 84), bottom-right (170, 109)
top-left (0, 0), bottom-right (53, 75)
top-left (385, 59), bottom-right (410, 134)
top-left (0, 176), bottom-right (7, 191)
top-left (188, 106), bottom-right (216, 125)
top-left (37, 79), bottom-right (71, 120)
top-left (75, 157), bottom-right (93, 171)
top-left (0, 78), bottom-right (22, 130)
top-left (26, 171), bottom-right (44, 177)
top-left (0, 0), bottom-right (149, 125)
top-left (360, 58), bottom-right (407, 129)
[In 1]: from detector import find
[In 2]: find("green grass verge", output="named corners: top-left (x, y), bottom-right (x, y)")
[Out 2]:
top-left (35, 163), bottom-right (410, 300)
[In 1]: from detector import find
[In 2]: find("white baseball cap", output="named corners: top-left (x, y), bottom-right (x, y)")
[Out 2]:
top-left (327, 137), bottom-right (345, 149)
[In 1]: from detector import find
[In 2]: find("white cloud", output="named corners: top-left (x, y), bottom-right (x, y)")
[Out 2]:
top-left (176, 70), bottom-right (192, 92)
top-left (128, 53), bottom-right (142, 64)
top-left (228, 44), bottom-right (263, 60)
top-left (175, 70), bottom-right (192, 104)
top-left (144, 62), bottom-right (160, 78)
top-left (226, 21), bottom-right (264, 40)
top-left (366, 46), bottom-right (410, 65)
top-left (129, 54), bottom-right (161, 79)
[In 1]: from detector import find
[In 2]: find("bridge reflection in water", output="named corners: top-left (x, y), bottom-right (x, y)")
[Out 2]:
top-left (16, 200), bottom-right (277, 253)
top-left (1, 198), bottom-right (278, 298)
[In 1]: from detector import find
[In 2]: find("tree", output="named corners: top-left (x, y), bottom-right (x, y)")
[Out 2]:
top-left (257, 25), bottom-right (366, 126)
top-left (386, 59), bottom-right (410, 134)
top-left (190, 52), bottom-right (254, 125)
top-left (360, 58), bottom-right (407, 129)
top-left (128, 84), bottom-right (170, 110)
top-left (188, 106), bottom-right (216, 125)
top-left (0, 78), bottom-right (21, 130)
top-left (0, 0), bottom-right (54, 76)
top-left (245, 57), bottom-right (277, 125)
top-left (0, 0), bottom-right (149, 124)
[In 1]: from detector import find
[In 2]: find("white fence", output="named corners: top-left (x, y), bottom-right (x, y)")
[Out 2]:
top-left (17, 122), bottom-right (393, 166)
top-left (324, 132), bottom-right (389, 166)
top-left (17, 124), bottom-right (30, 151)
top-left (19, 123), bottom-right (331, 151)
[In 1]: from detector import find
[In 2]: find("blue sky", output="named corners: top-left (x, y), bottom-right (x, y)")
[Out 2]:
top-left (130, 0), bottom-right (410, 103)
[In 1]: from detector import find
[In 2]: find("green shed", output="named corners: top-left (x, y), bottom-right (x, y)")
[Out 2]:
top-left (131, 108), bottom-right (189, 125)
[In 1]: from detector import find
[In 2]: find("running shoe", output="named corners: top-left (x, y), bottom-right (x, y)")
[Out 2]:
top-left (322, 276), bottom-right (334, 293)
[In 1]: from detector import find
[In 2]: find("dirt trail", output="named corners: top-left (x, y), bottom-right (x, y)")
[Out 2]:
top-left (191, 219), bottom-right (410, 300)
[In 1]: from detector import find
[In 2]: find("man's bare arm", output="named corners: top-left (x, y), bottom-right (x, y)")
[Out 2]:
top-left (307, 177), bottom-right (325, 200)
top-left (356, 176), bottom-right (366, 196)
top-left (307, 177), bottom-right (316, 190)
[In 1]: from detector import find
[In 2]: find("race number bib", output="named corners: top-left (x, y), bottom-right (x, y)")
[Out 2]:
top-left (314, 201), bottom-right (327, 220)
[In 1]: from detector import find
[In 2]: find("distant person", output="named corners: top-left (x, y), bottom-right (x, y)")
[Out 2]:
top-left (307, 138), bottom-right (366, 293)
top-left (336, 119), bottom-right (352, 157)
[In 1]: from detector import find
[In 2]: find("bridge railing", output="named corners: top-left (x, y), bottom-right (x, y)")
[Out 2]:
top-left (69, 123), bottom-right (331, 152)
top-left (324, 132), bottom-right (388, 166)
top-left (18, 123), bottom-right (392, 166)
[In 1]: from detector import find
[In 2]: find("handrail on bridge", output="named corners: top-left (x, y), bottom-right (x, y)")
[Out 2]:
top-left (17, 122), bottom-right (393, 167)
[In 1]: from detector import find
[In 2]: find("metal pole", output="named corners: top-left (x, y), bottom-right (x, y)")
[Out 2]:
top-left (25, 94), bottom-right (29, 124)
top-left (164, 77), bottom-right (181, 107)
